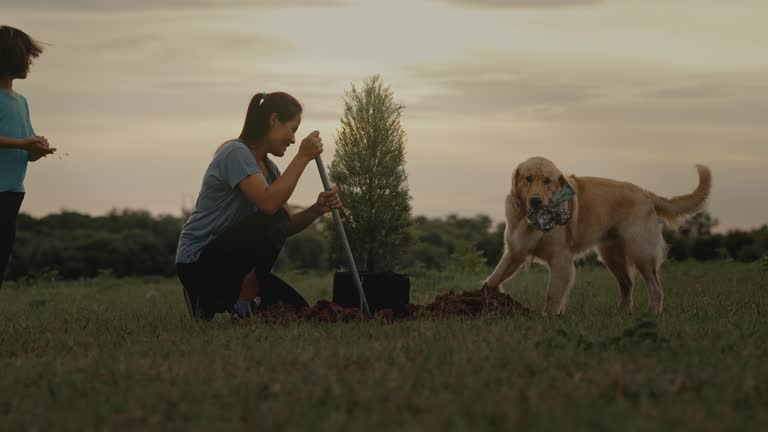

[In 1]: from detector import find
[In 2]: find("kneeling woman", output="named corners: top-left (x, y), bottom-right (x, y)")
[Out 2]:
top-left (176, 92), bottom-right (340, 320)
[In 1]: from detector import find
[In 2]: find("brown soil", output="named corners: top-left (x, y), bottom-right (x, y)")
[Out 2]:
top-left (251, 287), bottom-right (530, 323)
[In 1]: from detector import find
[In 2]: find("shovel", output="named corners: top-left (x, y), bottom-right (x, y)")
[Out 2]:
top-left (315, 156), bottom-right (372, 317)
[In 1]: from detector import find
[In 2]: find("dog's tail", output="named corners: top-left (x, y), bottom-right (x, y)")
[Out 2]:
top-left (650, 165), bottom-right (712, 226)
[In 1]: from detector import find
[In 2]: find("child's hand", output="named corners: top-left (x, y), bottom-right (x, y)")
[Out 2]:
top-left (22, 136), bottom-right (56, 160)
top-left (28, 149), bottom-right (47, 161)
top-left (24, 136), bottom-right (56, 161)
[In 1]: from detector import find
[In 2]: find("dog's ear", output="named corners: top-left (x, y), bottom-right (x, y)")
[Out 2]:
top-left (557, 174), bottom-right (576, 194)
top-left (511, 167), bottom-right (524, 209)
top-left (559, 174), bottom-right (575, 191)
top-left (512, 167), bottom-right (521, 194)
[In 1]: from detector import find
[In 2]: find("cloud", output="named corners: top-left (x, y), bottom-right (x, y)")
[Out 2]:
top-left (437, 0), bottom-right (602, 9)
top-left (646, 83), bottom-right (725, 100)
top-left (551, 79), bottom-right (768, 128)
top-left (405, 51), bottom-right (768, 129)
top-left (2, 0), bottom-right (347, 12)
top-left (405, 57), bottom-right (600, 118)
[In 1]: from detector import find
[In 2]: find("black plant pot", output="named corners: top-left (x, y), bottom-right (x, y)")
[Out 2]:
top-left (332, 271), bottom-right (410, 314)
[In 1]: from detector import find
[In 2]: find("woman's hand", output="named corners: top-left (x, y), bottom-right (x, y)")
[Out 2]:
top-left (315, 185), bottom-right (342, 215)
top-left (298, 130), bottom-right (323, 163)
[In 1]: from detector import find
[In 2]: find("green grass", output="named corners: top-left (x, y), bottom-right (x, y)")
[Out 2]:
top-left (1, 261), bottom-right (766, 431)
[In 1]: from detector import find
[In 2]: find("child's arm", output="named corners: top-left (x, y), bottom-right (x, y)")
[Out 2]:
top-left (0, 136), bottom-right (56, 160)
top-left (0, 136), bottom-right (34, 149)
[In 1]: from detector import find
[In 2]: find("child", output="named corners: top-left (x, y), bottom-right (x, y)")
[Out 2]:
top-left (0, 26), bottom-right (56, 286)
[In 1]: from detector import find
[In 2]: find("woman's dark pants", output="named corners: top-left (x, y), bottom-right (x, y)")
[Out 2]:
top-left (176, 208), bottom-right (308, 320)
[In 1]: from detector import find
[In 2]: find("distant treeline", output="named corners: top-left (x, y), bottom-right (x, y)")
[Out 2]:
top-left (5, 209), bottom-right (767, 281)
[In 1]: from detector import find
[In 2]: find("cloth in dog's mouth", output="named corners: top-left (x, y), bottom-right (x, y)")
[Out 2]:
top-left (526, 205), bottom-right (570, 232)
top-left (525, 184), bottom-right (576, 232)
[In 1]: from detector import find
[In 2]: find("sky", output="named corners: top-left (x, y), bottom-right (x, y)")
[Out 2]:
top-left (3, 0), bottom-right (767, 230)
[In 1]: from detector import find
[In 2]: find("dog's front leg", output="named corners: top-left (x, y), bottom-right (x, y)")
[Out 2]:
top-left (485, 224), bottom-right (541, 291)
top-left (544, 255), bottom-right (575, 315)
top-left (484, 251), bottom-right (526, 291)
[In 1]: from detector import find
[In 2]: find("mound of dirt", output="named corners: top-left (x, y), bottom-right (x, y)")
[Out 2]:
top-left (421, 286), bottom-right (530, 318)
top-left (251, 287), bottom-right (530, 323)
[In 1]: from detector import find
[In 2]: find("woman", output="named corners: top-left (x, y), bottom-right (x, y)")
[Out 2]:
top-left (176, 92), bottom-right (340, 320)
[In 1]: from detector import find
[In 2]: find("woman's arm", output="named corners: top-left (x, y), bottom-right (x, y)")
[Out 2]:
top-left (286, 204), bottom-right (323, 236)
top-left (239, 153), bottom-right (311, 215)
top-left (285, 186), bottom-right (341, 236)
top-left (238, 131), bottom-right (323, 215)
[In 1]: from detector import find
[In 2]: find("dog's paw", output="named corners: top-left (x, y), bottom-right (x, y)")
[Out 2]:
top-left (481, 280), bottom-right (502, 292)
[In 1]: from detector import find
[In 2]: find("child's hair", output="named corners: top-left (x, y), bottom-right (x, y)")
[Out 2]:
top-left (240, 92), bottom-right (302, 143)
top-left (0, 26), bottom-right (45, 76)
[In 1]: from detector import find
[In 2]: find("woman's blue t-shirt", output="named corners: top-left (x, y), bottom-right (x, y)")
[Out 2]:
top-left (176, 140), bottom-right (281, 263)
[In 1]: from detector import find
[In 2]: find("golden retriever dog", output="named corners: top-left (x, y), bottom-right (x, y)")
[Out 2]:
top-left (484, 157), bottom-right (711, 315)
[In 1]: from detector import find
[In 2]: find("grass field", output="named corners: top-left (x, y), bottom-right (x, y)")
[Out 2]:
top-left (1, 261), bottom-right (767, 431)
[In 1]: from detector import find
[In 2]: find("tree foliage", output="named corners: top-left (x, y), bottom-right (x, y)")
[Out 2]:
top-left (327, 75), bottom-right (412, 272)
